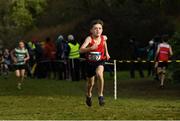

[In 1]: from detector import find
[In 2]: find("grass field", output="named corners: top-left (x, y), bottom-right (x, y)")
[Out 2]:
top-left (0, 71), bottom-right (180, 120)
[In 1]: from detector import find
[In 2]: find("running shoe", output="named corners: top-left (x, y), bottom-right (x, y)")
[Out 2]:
top-left (86, 96), bottom-right (92, 107)
top-left (98, 96), bottom-right (105, 106)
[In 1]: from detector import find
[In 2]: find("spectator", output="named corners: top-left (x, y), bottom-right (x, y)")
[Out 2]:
top-left (26, 39), bottom-right (37, 77)
top-left (3, 49), bottom-right (11, 76)
top-left (55, 35), bottom-right (66, 80)
top-left (129, 38), bottom-right (144, 78)
top-left (56, 35), bottom-right (69, 80)
top-left (43, 37), bottom-right (57, 79)
top-left (0, 51), bottom-right (4, 76)
top-left (67, 34), bottom-right (80, 81)
top-left (56, 35), bottom-right (64, 60)
top-left (146, 40), bottom-right (156, 77)
top-left (33, 40), bottom-right (45, 78)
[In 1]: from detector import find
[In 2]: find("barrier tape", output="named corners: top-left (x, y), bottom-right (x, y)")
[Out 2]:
top-left (102, 60), bottom-right (180, 65)
top-left (117, 60), bottom-right (180, 63)
top-left (35, 59), bottom-right (180, 66)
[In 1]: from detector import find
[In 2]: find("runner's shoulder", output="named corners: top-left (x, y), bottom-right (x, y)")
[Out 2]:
top-left (85, 36), bottom-right (92, 43)
top-left (102, 35), bottom-right (108, 41)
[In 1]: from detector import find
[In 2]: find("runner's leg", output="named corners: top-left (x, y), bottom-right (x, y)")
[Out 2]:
top-left (96, 65), bottom-right (104, 97)
top-left (86, 76), bottom-right (95, 97)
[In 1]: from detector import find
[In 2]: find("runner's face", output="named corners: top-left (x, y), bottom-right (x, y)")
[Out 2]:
top-left (19, 42), bottom-right (25, 49)
top-left (91, 24), bottom-right (103, 37)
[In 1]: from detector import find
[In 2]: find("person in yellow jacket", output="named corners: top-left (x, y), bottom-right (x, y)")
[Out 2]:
top-left (67, 34), bottom-right (80, 81)
top-left (27, 39), bottom-right (36, 77)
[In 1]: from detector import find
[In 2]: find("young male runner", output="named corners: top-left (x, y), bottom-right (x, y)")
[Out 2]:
top-left (80, 19), bottom-right (110, 106)
top-left (156, 35), bottom-right (173, 88)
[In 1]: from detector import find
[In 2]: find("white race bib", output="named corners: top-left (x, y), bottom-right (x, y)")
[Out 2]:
top-left (88, 52), bottom-right (101, 61)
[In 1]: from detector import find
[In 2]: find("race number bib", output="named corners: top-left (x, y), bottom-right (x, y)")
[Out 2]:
top-left (88, 52), bottom-right (101, 61)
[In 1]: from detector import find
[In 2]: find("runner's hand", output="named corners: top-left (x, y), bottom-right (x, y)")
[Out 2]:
top-left (106, 53), bottom-right (110, 60)
top-left (24, 58), bottom-right (28, 62)
top-left (90, 44), bottom-right (98, 50)
top-left (13, 58), bottom-right (17, 64)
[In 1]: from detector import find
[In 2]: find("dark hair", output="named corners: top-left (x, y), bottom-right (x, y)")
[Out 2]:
top-left (18, 40), bottom-right (25, 45)
top-left (19, 40), bottom-right (24, 42)
top-left (162, 34), bottom-right (169, 42)
top-left (46, 37), bottom-right (51, 42)
top-left (90, 19), bottom-right (104, 29)
top-left (153, 35), bottom-right (161, 43)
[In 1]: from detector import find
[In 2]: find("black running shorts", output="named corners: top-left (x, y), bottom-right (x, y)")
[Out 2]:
top-left (86, 61), bottom-right (105, 78)
top-left (14, 64), bottom-right (26, 70)
top-left (158, 61), bottom-right (168, 68)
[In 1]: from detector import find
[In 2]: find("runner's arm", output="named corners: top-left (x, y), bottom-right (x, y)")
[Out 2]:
top-left (169, 46), bottom-right (173, 57)
top-left (104, 35), bottom-right (110, 60)
top-left (24, 50), bottom-right (30, 62)
top-left (80, 36), bottom-right (97, 53)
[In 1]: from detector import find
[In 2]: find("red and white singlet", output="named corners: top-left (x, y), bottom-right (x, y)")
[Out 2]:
top-left (87, 35), bottom-right (105, 61)
top-left (158, 43), bottom-right (171, 61)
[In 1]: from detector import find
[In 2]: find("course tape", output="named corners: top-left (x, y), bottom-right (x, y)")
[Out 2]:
top-left (36, 59), bottom-right (180, 66)
top-left (117, 60), bottom-right (180, 63)
top-left (29, 59), bottom-right (180, 74)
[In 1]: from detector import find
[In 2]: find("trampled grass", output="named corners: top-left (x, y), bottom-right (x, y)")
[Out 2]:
top-left (0, 72), bottom-right (180, 120)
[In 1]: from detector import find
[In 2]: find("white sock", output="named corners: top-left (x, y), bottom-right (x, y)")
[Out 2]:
top-left (18, 83), bottom-right (21, 86)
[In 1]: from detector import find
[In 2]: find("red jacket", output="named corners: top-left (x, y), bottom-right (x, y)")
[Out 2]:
top-left (43, 41), bottom-right (57, 60)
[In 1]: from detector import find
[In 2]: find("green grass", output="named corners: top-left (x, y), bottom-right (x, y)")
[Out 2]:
top-left (0, 72), bottom-right (180, 120)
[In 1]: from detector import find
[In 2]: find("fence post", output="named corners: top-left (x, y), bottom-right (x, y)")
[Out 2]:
top-left (114, 60), bottom-right (117, 100)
